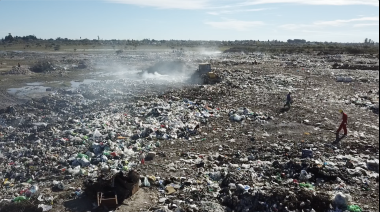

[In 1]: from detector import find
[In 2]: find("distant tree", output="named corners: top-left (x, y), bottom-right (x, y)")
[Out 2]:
top-left (21, 35), bottom-right (38, 41)
top-left (364, 38), bottom-right (375, 45)
top-left (4, 33), bottom-right (14, 42)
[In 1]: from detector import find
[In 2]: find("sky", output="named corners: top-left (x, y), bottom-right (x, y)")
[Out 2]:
top-left (0, 0), bottom-right (378, 42)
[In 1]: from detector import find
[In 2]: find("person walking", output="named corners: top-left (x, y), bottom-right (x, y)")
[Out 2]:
top-left (284, 92), bottom-right (292, 108)
top-left (336, 109), bottom-right (348, 140)
top-left (139, 152), bottom-right (146, 165)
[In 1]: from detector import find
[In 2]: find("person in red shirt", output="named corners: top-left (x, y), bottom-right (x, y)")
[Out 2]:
top-left (336, 109), bottom-right (348, 140)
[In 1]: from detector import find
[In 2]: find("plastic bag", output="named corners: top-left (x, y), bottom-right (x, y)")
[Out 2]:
top-left (77, 153), bottom-right (89, 160)
top-left (69, 166), bottom-right (81, 176)
top-left (93, 129), bottom-right (102, 139)
top-left (299, 183), bottom-right (315, 190)
top-left (299, 170), bottom-right (312, 181)
top-left (348, 205), bottom-right (362, 212)
top-left (143, 177), bottom-right (151, 187)
top-left (29, 185), bottom-right (39, 194)
top-left (13, 196), bottom-right (27, 203)
top-left (79, 158), bottom-right (90, 167)
top-left (38, 204), bottom-right (53, 211)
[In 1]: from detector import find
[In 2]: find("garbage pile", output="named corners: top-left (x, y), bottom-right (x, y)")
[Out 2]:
top-left (0, 51), bottom-right (378, 211)
top-left (0, 70), bottom-right (222, 210)
top-left (2, 66), bottom-right (32, 75)
top-left (344, 90), bottom-right (379, 114)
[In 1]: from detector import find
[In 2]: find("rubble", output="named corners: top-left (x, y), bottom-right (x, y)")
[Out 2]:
top-left (2, 66), bottom-right (32, 75)
top-left (0, 51), bottom-right (378, 211)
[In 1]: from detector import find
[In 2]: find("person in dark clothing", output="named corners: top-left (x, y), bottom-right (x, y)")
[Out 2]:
top-left (284, 92), bottom-right (292, 108)
top-left (336, 110), bottom-right (348, 140)
top-left (193, 124), bottom-right (200, 131)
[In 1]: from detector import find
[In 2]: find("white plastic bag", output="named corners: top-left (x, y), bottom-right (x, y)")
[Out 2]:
top-left (143, 177), bottom-right (151, 187)
top-left (299, 170), bottom-right (312, 181)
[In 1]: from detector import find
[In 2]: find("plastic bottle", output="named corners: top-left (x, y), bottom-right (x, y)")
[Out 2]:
top-left (29, 185), bottom-right (39, 194)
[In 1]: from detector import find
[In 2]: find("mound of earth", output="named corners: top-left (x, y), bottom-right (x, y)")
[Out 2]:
top-left (2, 66), bottom-right (32, 75)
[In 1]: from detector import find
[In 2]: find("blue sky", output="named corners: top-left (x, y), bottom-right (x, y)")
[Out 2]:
top-left (0, 0), bottom-right (378, 42)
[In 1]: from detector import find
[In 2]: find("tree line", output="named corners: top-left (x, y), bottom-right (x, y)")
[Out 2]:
top-left (3, 33), bottom-right (379, 44)
top-left (3, 33), bottom-right (38, 42)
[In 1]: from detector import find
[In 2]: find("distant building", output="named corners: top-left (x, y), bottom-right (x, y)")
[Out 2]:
top-left (287, 39), bottom-right (307, 44)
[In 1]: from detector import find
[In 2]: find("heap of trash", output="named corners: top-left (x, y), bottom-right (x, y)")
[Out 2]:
top-left (0, 51), bottom-right (378, 211)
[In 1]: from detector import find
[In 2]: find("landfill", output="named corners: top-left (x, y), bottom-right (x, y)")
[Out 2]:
top-left (0, 51), bottom-right (378, 212)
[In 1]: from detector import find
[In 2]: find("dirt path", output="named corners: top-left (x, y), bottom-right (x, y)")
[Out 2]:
top-left (51, 188), bottom-right (157, 212)
top-left (118, 188), bottom-right (158, 212)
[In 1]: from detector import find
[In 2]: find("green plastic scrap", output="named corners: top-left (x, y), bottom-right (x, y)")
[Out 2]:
top-left (13, 196), bottom-right (27, 203)
top-left (77, 154), bottom-right (89, 160)
top-left (299, 183), bottom-right (315, 190)
top-left (348, 205), bottom-right (362, 212)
